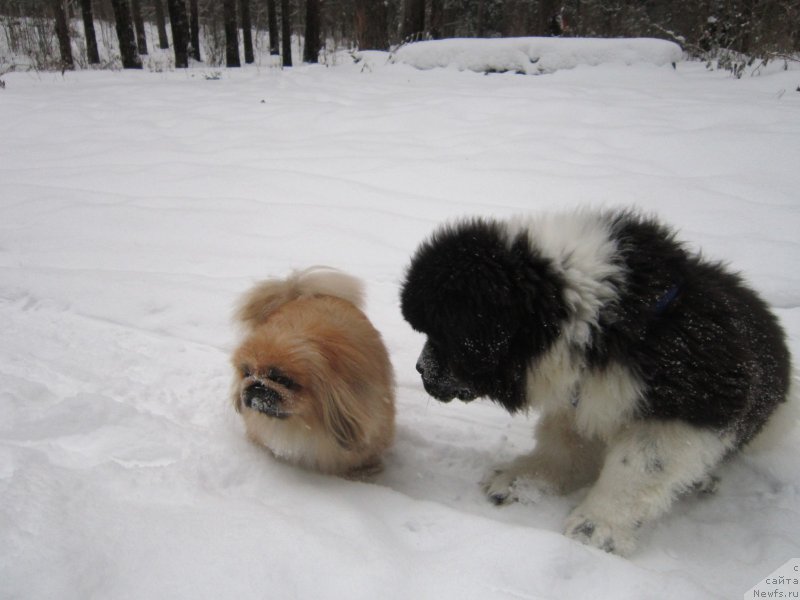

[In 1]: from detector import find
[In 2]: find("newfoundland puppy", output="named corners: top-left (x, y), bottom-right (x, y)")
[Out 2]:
top-left (400, 209), bottom-right (792, 555)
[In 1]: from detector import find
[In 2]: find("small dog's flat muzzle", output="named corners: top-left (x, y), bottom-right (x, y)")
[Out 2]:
top-left (243, 382), bottom-right (288, 419)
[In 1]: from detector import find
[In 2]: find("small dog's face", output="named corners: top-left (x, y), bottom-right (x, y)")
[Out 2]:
top-left (231, 330), bottom-right (318, 426)
top-left (238, 366), bottom-right (299, 419)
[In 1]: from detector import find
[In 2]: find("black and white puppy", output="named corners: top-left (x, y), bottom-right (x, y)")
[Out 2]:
top-left (400, 209), bottom-right (793, 555)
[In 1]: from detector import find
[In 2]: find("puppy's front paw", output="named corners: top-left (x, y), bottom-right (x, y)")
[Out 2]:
top-left (481, 466), bottom-right (555, 506)
top-left (564, 510), bottom-right (638, 556)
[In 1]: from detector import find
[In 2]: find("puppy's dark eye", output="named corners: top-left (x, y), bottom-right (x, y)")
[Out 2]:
top-left (267, 367), bottom-right (298, 390)
top-left (240, 365), bottom-right (253, 378)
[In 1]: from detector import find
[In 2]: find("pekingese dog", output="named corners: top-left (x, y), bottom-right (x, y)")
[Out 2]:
top-left (400, 209), bottom-right (793, 555)
top-left (231, 267), bottom-right (395, 478)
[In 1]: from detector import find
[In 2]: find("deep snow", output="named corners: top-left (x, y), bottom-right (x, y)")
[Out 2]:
top-left (389, 37), bottom-right (682, 74)
top-left (1, 42), bottom-right (799, 600)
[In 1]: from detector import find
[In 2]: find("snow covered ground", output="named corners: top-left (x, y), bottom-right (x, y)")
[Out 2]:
top-left (1, 42), bottom-right (799, 600)
top-left (390, 37), bottom-right (682, 74)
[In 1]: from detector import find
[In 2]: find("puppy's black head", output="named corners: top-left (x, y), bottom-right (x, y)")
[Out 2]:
top-left (400, 218), bottom-right (567, 413)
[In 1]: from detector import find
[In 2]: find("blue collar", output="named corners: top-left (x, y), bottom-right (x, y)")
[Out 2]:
top-left (654, 284), bottom-right (681, 315)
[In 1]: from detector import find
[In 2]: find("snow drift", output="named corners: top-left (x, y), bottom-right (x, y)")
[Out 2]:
top-left (390, 37), bottom-right (683, 74)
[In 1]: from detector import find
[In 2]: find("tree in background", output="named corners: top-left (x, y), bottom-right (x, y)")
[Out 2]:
top-left (280, 0), bottom-right (292, 66)
top-left (223, 0), bottom-right (241, 67)
top-left (109, 0), bottom-right (142, 68)
top-left (50, 0), bottom-right (73, 70)
top-left (266, 0), bottom-right (279, 55)
top-left (166, 0), bottom-right (189, 67)
top-left (354, 0), bottom-right (388, 50)
top-left (189, 0), bottom-right (201, 61)
top-left (131, 0), bottom-right (148, 55)
top-left (153, 0), bottom-right (170, 50)
top-left (240, 0), bottom-right (254, 64)
top-left (429, 0), bottom-right (444, 39)
top-left (2, 0), bottom-right (797, 73)
top-left (401, 0), bottom-right (425, 41)
top-left (303, 0), bottom-right (321, 62)
top-left (79, 0), bottom-right (100, 64)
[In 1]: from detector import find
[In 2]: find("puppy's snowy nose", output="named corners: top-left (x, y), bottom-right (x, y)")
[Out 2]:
top-left (243, 382), bottom-right (284, 416)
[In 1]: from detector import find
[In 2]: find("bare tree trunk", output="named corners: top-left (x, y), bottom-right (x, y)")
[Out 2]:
top-left (430, 0), bottom-right (444, 39)
top-left (240, 0), bottom-right (254, 64)
top-left (401, 0), bottom-right (425, 41)
top-left (109, 0), bottom-right (142, 68)
top-left (303, 0), bottom-right (320, 63)
top-left (189, 0), bottom-right (201, 61)
top-left (166, 0), bottom-right (189, 67)
top-left (266, 0), bottom-right (279, 55)
top-left (153, 0), bottom-right (169, 50)
top-left (79, 0), bottom-right (101, 64)
top-left (476, 0), bottom-right (485, 37)
top-left (354, 0), bottom-right (388, 50)
top-left (223, 0), bottom-right (241, 67)
top-left (131, 0), bottom-right (148, 55)
top-left (280, 0), bottom-right (292, 66)
top-left (51, 0), bottom-right (74, 70)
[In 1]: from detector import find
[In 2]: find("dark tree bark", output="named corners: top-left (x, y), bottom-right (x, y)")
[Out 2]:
top-left (109, 0), bottom-right (142, 68)
top-left (266, 0), bottom-right (279, 55)
top-left (240, 0), bottom-right (254, 64)
top-left (153, 0), bottom-right (169, 50)
top-left (401, 0), bottom-right (425, 41)
top-left (430, 0), bottom-right (444, 39)
top-left (189, 0), bottom-right (201, 61)
top-left (79, 0), bottom-right (100, 64)
top-left (303, 0), bottom-right (320, 63)
top-left (280, 0), bottom-right (292, 66)
top-left (223, 0), bottom-right (241, 67)
top-left (354, 0), bottom-right (388, 50)
top-left (51, 0), bottom-right (74, 70)
top-left (131, 0), bottom-right (148, 55)
top-left (476, 0), bottom-right (485, 37)
top-left (166, 0), bottom-right (189, 67)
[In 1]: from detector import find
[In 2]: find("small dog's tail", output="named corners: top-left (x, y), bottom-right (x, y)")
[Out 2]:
top-left (235, 266), bottom-right (365, 329)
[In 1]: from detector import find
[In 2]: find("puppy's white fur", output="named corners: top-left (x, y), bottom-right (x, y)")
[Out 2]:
top-left (485, 213), bottom-right (736, 555)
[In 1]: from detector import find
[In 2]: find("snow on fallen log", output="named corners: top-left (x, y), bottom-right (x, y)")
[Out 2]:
top-left (390, 37), bottom-right (683, 75)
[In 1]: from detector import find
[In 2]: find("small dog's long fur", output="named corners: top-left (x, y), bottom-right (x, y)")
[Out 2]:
top-left (231, 267), bottom-right (395, 478)
top-left (400, 209), bottom-right (793, 555)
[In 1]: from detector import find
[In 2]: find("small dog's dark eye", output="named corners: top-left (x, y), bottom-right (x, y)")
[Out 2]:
top-left (267, 367), bottom-right (297, 390)
top-left (241, 365), bottom-right (253, 378)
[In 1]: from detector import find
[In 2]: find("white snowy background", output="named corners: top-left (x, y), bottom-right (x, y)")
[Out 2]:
top-left (1, 40), bottom-right (799, 599)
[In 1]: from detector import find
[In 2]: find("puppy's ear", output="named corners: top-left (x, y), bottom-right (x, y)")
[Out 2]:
top-left (319, 383), bottom-right (367, 451)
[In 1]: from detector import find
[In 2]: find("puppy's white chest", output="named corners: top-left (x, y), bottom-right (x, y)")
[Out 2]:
top-left (571, 364), bottom-right (643, 441)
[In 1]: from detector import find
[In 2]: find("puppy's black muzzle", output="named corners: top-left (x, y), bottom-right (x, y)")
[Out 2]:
top-left (243, 382), bottom-right (288, 419)
top-left (416, 342), bottom-right (477, 403)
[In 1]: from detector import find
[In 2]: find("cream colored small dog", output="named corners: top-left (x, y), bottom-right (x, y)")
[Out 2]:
top-left (231, 267), bottom-right (395, 478)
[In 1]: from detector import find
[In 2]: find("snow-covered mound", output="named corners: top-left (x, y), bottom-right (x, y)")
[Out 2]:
top-left (390, 37), bottom-right (683, 74)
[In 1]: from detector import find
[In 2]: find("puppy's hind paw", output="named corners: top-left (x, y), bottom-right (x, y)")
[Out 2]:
top-left (564, 510), bottom-right (638, 557)
top-left (481, 468), bottom-right (555, 506)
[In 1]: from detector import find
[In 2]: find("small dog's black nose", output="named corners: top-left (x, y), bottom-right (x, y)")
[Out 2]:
top-left (416, 358), bottom-right (425, 375)
top-left (243, 382), bottom-right (286, 418)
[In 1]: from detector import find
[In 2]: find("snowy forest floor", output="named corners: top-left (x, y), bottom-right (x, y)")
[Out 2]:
top-left (1, 50), bottom-right (800, 600)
